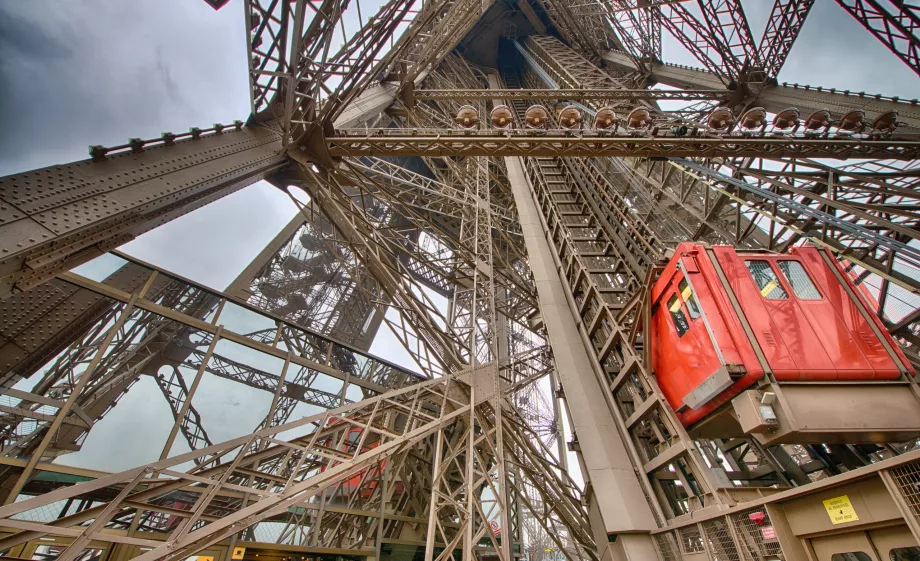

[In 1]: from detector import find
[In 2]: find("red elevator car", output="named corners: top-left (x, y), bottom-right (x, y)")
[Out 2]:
top-left (649, 243), bottom-right (917, 444)
top-left (318, 425), bottom-right (403, 500)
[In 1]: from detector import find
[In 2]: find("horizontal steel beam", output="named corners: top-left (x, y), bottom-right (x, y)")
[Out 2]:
top-left (603, 50), bottom-right (920, 130)
top-left (323, 131), bottom-right (920, 159)
top-left (414, 88), bottom-right (730, 102)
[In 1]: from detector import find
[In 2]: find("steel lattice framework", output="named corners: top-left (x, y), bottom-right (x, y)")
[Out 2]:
top-left (0, 1), bottom-right (919, 561)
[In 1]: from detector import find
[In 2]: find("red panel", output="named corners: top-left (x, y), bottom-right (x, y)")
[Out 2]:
top-left (650, 243), bottom-right (764, 426)
top-left (785, 247), bottom-right (885, 379)
top-left (798, 246), bottom-right (914, 378)
top-left (650, 268), bottom-right (723, 412)
top-left (712, 246), bottom-right (801, 379)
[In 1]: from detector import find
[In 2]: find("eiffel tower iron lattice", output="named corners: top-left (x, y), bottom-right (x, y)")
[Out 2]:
top-left (0, 1), bottom-right (919, 561)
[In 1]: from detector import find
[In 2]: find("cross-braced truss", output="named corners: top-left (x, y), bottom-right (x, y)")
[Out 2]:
top-left (1, 1), bottom-right (919, 560)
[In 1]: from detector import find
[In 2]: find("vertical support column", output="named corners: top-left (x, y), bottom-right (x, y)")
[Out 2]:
top-left (424, 428), bottom-right (444, 561)
top-left (503, 155), bottom-right (658, 561)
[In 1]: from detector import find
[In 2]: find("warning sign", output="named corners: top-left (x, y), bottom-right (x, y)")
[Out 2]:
top-left (823, 495), bottom-right (859, 525)
top-left (231, 547), bottom-right (246, 560)
top-left (761, 526), bottom-right (776, 540)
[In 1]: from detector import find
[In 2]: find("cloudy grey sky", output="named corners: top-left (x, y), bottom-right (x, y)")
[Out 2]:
top-left (1, 0), bottom-right (918, 472)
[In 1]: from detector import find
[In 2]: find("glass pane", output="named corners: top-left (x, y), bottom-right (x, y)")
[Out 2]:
top-left (745, 260), bottom-right (789, 300)
top-left (831, 554), bottom-right (872, 561)
top-left (215, 301), bottom-right (278, 340)
top-left (32, 545), bottom-right (103, 561)
top-left (778, 260), bottom-right (822, 300)
top-left (679, 278), bottom-right (701, 320)
top-left (891, 546), bottom-right (920, 561)
top-left (668, 294), bottom-right (690, 337)
top-left (69, 253), bottom-right (129, 282)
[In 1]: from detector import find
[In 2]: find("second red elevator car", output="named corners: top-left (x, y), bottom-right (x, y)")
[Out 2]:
top-left (649, 242), bottom-right (918, 445)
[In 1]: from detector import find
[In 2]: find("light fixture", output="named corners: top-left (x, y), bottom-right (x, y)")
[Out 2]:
top-left (871, 110), bottom-right (899, 133)
top-left (625, 107), bottom-right (651, 130)
top-left (524, 105), bottom-right (549, 129)
top-left (490, 105), bottom-right (513, 129)
top-left (455, 105), bottom-right (479, 129)
top-left (593, 107), bottom-right (617, 130)
top-left (706, 107), bottom-right (733, 131)
top-left (772, 107), bottom-right (800, 131)
top-left (837, 109), bottom-right (865, 133)
top-left (803, 109), bottom-right (831, 133)
top-left (558, 105), bottom-right (582, 129)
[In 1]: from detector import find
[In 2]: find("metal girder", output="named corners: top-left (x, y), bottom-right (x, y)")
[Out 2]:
top-left (0, 271), bottom-right (219, 460)
top-left (286, 159), bottom-right (468, 376)
top-left (604, 52), bottom-right (920, 131)
top-left (400, 0), bottom-right (497, 85)
top-left (699, 0), bottom-right (758, 75)
top-left (0, 368), bottom-right (596, 561)
top-left (503, 154), bottom-right (658, 543)
top-left (0, 126), bottom-right (285, 298)
top-left (228, 214), bottom-right (385, 350)
top-left (0, 263), bottom-right (156, 391)
top-left (152, 365), bottom-right (214, 452)
top-left (181, 347), bottom-right (346, 410)
top-left (0, 374), bottom-right (474, 556)
top-left (596, 0), bottom-right (661, 70)
top-left (246, 0), bottom-right (416, 137)
top-left (758, 0), bottom-right (816, 78)
top-left (654, 2), bottom-right (736, 83)
top-left (346, 157), bottom-right (538, 321)
top-left (524, 36), bottom-right (622, 90)
top-left (325, 130), bottom-right (920, 160)
top-left (249, 0), bottom-right (497, 142)
top-left (415, 88), bottom-right (730, 102)
top-left (675, 159), bottom-right (920, 273)
top-left (58, 257), bottom-right (425, 395)
top-left (532, 0), bottom-right (610, 60)
top-left (835, 0), bottom-right (920, 76)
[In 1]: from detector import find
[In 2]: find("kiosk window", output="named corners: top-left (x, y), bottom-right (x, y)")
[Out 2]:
top-left (746, 260), bottom-right (789, 300)
top-left (668, 294), bottom-right (690, 337)
top-left (891, 546), bottom-right (920, 560)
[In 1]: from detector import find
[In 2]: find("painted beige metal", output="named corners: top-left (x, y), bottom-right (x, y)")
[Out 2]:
top-left (504, 155), bottom-right (656, 543)
top-left (0, 126), bottom-right (285, 297)
top-left (755, 383), bottom-right (920, 445)
top-left (603, 50), bottom-right (920, 130)
top-left (333, 82), bottom-right (399, 129)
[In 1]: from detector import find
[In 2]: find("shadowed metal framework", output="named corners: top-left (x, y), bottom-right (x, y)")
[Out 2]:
top-left (0, 1), bottom-right (919, 560)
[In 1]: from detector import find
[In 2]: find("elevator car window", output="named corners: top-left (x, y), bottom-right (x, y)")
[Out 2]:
top-left (678, 278), bottom-right (701, 320)
top-left (777, 260), bottom-right (822, 300)
top-left (746, 260), bottom-right (789, 300)
top-left (668, 294), bottom-right (690, 337)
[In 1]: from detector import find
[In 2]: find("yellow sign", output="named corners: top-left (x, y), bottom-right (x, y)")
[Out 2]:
top-left (198, 557), bottom-right (214, 561)
top-left (823, 495), bottom-right (859, 525)
top-left (231, 547), bottom-right (246, 560)
top-left (761, 280), bottom-right (778, 297)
